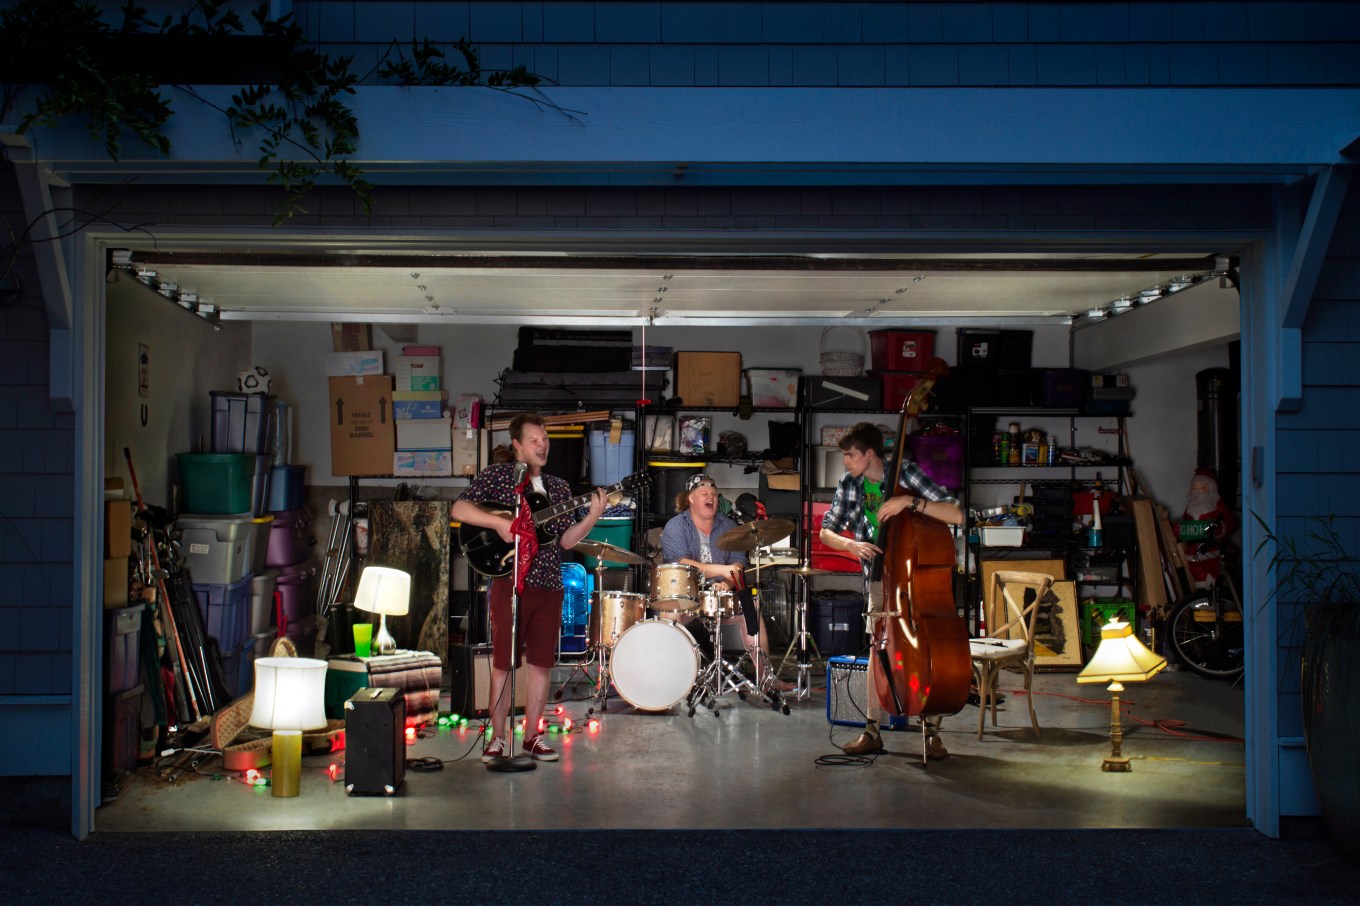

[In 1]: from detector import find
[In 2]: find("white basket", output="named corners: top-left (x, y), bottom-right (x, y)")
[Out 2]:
top-left (819, 326), bottom-right (867, 377)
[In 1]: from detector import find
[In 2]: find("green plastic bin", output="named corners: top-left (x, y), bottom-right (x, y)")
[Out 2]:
top-left (177, 452), bottom-right (256, 515)
top-left (582, 517), bottom-right (635, 568)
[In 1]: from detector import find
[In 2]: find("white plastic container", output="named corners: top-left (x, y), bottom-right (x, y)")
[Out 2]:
top-left (979, 526), bottom-right (1026, 547)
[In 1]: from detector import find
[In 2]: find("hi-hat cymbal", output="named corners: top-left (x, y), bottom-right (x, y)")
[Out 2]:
top-left (572, 539), bottom-right (647, 565)
top-left (715, 517), bottom-right (796, 552)
top-left (777, 564), bottom-right (838, 577)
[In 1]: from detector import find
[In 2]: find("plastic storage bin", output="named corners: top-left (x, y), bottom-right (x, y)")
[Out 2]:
top-left (106, 603), bottom-right (144, 694)
top-left (589, 429), bottom-right (636, 487)
top-left (870, 370), bottom-right (927, 411)
top-left (210, 391), bottom-right (274, 455)
top-left (177, 452), bottom-right (256, 516)
top-left (907, 434), bottom-right (965, 490)
top-left (1033, 369), bottom-right (1091, 408)
top-left (812, 590), bottom-right (866, 656)
top-left (581, 517), bottom-right (635, 568)
top-left (275, 563), bottom-right (316, 630)
top-left (192, 573), bottom-right (253, 652)
top-left (250, 568), bottom-right (279, 635)
top-left (265, 508), bottom-right (312, 568)
top-left (219, 639), bottom-right (256, 700)
top-left (956, 328), bottom-right (1033, 369)
top-left (743, 368), bottom-right (801, 407)
top-left (176, 513), bottom-right (255, 585)
top-left (267, 464), bottom-right (306, 512)
top-left (869, 329), bottom-right (936, 372)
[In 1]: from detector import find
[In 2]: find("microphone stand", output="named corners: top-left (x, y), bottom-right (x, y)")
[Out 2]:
top-left (487, 470), bottom-right (536, 773)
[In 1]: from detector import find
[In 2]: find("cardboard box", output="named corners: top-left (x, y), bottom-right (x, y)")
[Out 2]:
top-left (393, 391), bottom-right (445, 420)
top-left (675, 351), bottom-right (741, 408)
top-left (105, 499), bottom-right (133, 559)
top-left (394, 355), bottom-right (442, 392)
top-left (104, 557), bottom-right (129, 609)
top-left (331, 323), bottom-right (373, 352)
top-left (452, 428), bottom-right (490, 476)
top-left (328, 376), bottom-right (395, 476)
top-left (325, 350), bottom-right (384, 377)
top-left (396, 416), bottom-right (453, 451)
top-left (393, 450), bottom-right (454, 477)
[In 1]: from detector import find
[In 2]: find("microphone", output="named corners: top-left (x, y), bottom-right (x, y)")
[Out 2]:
top-left (513, 461), bottom-right (528, 485)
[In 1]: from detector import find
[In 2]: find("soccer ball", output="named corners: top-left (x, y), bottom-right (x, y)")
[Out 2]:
top-left (236, 365), bottom-right (272, 394)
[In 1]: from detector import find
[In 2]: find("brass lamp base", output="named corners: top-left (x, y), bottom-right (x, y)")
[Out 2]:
top-left (271, 730), bottom-right (303, 797)
top-left (1101, 757), bottom-right (1133, 773)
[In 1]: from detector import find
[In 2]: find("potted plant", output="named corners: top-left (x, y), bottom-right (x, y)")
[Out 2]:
top-left (1257, 513), bottom-right (1360, 859)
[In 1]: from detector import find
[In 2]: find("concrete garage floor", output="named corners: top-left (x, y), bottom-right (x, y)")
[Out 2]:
top-left (95, 662), bottom-right (1247, 834)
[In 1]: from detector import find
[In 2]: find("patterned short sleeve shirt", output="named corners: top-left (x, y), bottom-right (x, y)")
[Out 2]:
top-left (458, 462), bottom-right (575, 590)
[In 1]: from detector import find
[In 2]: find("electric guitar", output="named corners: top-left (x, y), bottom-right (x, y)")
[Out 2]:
top-left (458, 472), bottom-right (647, 577)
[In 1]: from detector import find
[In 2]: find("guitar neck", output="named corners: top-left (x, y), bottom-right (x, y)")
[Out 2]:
top-left (532, 478), bottom-right (632, 525)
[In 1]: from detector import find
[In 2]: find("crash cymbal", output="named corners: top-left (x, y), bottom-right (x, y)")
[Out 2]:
top-left (776, 564), bottom-right (838, 577)
top-left (715, 517), bottom-right (796, 552)
top-left (571, 539), bottom-right (648, 565)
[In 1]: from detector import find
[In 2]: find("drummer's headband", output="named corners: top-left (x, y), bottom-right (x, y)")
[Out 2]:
top-left (686, 473), bottom-right (717, 492)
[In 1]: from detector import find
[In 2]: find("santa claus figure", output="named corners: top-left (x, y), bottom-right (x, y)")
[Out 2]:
top-left (1177, 469), bottom-right (1237, 589)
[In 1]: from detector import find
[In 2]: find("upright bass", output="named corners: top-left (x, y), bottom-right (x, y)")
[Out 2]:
top-left (871, 358), bottom-right (971, 730)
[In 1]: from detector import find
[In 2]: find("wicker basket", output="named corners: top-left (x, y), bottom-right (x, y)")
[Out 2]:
top-left (819, 326), bottom-right (867, 377)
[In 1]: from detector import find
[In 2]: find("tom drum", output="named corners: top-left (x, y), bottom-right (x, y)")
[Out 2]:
top-left (588, 591), bottom-right (647, 650)
top-left (650, 562), bottom-right (701, 611)
top-left (610, 620), bottom-right (699, 711)
top-left (698, 587), bottom-right (741, 620)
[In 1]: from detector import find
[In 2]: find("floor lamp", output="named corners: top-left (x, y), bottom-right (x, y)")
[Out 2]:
top-left (1076, 617), bottom-right (1167, 772)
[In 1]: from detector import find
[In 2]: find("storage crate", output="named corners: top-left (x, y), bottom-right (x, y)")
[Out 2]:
top-left (812, 591), bottom-right (866, 656)
top-left (250, 569), bottom-right (278, 635)
top-left (177, 452), bottom-right (256, 516)
top-left (219, 639), bottom-right (256, 700)
top-left (192, 573), bottom-right (253, 652)
top-left (1033, 369), bottom-right (1091, 408)
top-left (806, 502), bottom-right (862, 573)
top-left (176, 513), bottom-right (255, 585)
top-left (1080, 597), bottom-right (1138, 651)
top-left (907, 433), bottom-right (964, 490)
top-left (266, 508), bottom-right (312, 568)
top-left (870, 370), bottom-right (926, 410)
top-left (956, 328), bottom-right (1032, 369)
top-left (582, 517), bottom-right (635, 568)
top-left (869, 329), bottom-right (936, 372)
top-left (267, 464), bottom-right (306, 512)
top-left (743, 368), bottom-right (801, 408)
top-left (106, 604), bottom-right (144, 694)
top-left (210, 391), bottom-right (274, 455)
top-left (589, 428), bottom-right (636, 487)
top-left (276, 563), bottom-right (316, 628)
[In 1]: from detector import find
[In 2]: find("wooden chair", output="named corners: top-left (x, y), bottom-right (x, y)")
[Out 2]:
top-left (970, 570), bottom-right (1054, 740)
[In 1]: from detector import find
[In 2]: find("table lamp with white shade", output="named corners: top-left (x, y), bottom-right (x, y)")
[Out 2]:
top-left (353, 566), bottom-right (411, 657)
top-left (249, 657), bottom-right (329, 797)
top-left (1076, 617), bottom-right (1168, 772)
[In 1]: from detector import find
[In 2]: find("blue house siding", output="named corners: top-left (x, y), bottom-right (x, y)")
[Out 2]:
top-left (283, 1), bottom-right (1360, 87)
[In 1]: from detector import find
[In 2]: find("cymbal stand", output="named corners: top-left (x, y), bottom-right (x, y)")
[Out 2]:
top-left (584, 558), bottom-right (615, 715)
top-left (687, 615), bottom-right (724, 716)
top-left (778, 573), bottom-right (822, 701)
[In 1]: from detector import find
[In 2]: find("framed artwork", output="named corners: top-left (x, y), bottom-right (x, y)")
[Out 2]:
top-left (979, 559), bottom-right (1081, 670)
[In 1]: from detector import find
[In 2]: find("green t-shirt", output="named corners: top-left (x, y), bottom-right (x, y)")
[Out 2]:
top-left (864, 477), bottom-right (884, 544)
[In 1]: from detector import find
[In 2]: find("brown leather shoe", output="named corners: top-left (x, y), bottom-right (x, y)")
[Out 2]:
top-left (842, 729), bottom-right (883, 756)
top-left (926, 734), bottom-right (949, 760)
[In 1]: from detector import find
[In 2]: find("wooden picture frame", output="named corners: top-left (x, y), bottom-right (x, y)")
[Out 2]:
top-left (979, 559), bottom-right (1081, 670)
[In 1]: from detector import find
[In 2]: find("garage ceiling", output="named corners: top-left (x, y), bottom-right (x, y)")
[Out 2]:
top-left (120, 247), bottom-right (1234, 327)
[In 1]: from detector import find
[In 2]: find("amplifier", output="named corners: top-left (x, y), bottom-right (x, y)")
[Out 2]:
top-left (826, 655), bottom-right (906, 730)
top-left (344, 687), bottom-right (405, 796)
top-left (447, 643), bottom-right (527, 717)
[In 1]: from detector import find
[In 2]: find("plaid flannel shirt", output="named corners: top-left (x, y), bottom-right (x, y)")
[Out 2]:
top-left (822, 455), bottom-right (957, 548)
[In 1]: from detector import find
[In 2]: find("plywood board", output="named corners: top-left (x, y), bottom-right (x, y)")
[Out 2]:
top-left (1129, 497), bottom-right (1169, 616)
top-left (1032, 580), bottom-right (1082, 670)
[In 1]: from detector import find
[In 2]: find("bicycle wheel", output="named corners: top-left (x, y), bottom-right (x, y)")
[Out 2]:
top-left (1167, 593), bottom-right (1245, 680)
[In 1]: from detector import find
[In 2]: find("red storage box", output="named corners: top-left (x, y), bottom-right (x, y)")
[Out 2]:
top-left (870, 370), bottom-right (927, 411)
top-left (869, 330), bottom-right (936, 371)
top-left (805, 503), bottom-right (862, 573)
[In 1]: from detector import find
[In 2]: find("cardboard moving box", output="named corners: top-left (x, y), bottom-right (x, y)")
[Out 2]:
top-left (328, 376), bottom-right (395, 476)
top-left (675, 351), bottom-right (741, 407)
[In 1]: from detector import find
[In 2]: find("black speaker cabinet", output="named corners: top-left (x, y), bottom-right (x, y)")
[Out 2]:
top-left (344, 687), bottom-right (405, 796)
top-left (447, 643), bottom-right (527, 717)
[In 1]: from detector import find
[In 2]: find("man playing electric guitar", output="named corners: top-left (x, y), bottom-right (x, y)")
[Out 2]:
top-left (452, 413), bottom-right (608, 765)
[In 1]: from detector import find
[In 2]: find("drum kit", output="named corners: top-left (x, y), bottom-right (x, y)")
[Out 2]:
top-left (570, 517), bottom-right (806, 716)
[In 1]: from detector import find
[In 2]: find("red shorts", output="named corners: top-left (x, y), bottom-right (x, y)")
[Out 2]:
top-left (489, 580), bottom-right (561, 670)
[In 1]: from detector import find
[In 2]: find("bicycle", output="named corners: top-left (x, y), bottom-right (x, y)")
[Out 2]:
top-left (1166, 526), bottom-right (1244, 681)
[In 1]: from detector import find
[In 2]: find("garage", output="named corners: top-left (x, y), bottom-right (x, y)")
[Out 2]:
top-left (4, 0), bottom-right (1355, 842)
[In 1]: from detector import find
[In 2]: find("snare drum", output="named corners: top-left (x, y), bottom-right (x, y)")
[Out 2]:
top-left (610, 619), bottom-right (699, 711)
top-left (588, 591), bottom-right (646, 650)
top-left (650, 562), bottom-right (701, 611)
top-left (698, 587), bottom-right (740, 620)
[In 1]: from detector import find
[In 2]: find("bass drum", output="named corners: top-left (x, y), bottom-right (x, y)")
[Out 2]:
top-left (610, 619), bottom-right (699, 712)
